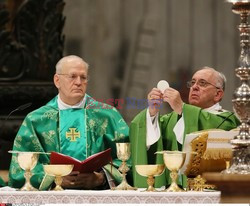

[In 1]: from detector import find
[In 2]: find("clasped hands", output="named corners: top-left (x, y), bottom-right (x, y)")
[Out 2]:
top-left (148, 87), bottom-right (183, 116)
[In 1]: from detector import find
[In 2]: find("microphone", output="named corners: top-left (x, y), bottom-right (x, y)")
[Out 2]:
top-left (5, 102), bottom-right (32, 120)
top-left (0, 103), bottom-right (32, 141)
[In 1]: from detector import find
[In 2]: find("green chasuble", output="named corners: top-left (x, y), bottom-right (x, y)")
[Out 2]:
top-left (59, 109), bottom-right (87, 160)
top-left (8, 95), bottom-right (129, 189)
top-left (129, 103), bottom-right (240, 188)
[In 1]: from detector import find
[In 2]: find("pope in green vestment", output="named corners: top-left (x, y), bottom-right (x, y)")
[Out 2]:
top-left (129, 67), bottom-right (241, 189)
top-left (130, 104), bottom-right (240, 188)
top-left (8, 94), bottom-right (129, 189)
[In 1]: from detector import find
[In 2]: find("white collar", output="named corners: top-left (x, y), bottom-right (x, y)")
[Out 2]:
top-left (204, 103), bottom-right (224, 114)
top-left (57, 95), bottom-right (86, 110)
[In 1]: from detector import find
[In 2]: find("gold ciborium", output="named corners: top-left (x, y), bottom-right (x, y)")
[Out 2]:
top-left (157, 150), bottom-right (186, 192)
top-left (135, 164), bottom-right (165, 192)
top-left (9, 151), bottom-right (39, 191)
top-left (43, 164), bottom-right (74, 191)
top-left (112, 143), bottom-right (136, 190)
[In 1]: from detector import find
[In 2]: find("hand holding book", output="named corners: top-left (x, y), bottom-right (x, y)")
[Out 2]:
top-left (50, 148), bottom-right (112, 173)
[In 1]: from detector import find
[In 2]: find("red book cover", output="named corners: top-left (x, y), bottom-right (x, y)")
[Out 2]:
top-left (50, 148), bottom-right (112, 173)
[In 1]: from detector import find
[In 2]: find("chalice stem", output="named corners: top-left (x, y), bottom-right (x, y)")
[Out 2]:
top-left (147, 175), bottom-right (156, 192)
top-left (21, 170), bottom-right (37, 191)
top-left (54, 176), bottom-right (63, 191)
top-left (165, 170), bottom-right (184, 192)
top-left (112, 161), bottom-right (136, 190)
top-left (170, 170), bottom-right (178, 182)
top-left (120, 170), bottom-right (127, 185)
top-left (119, 161), bottom-right (129, 172)
top-left (24, 170), bottom-right (32, 182)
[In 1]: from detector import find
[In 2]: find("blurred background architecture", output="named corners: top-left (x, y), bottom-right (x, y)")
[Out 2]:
top-left (63, 0), bottom-right (239, 121)
top-left (0, 0), bottom-right (239, 169)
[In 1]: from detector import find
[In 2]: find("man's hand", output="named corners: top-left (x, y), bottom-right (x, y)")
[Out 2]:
top-left (162, 87), bottom-right (183, 115)
top-left (62, 171), bottom-right (105, 189)
top-left (147, 88), bottom-right (163, 116)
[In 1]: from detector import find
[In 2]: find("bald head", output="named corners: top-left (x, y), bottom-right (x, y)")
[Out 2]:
top-left (54, 55), bottom-right (89, 105)
top-left (55, 55), bottom-right (89, 74)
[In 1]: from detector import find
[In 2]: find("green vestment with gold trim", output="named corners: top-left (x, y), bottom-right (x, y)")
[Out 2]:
top-left (8, 95), bottom-right (129, 189)
top-left (129, 104), bottom-right (240, 188)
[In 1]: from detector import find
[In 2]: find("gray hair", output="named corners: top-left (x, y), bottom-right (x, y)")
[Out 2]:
top-left (200, 66), bottom-right (226, 91)
top-left (55, 55), bottom-right (89, 74)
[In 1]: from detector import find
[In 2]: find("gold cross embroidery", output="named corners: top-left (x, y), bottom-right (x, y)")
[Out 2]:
top-left (66, 128), bottom-right (80, 142)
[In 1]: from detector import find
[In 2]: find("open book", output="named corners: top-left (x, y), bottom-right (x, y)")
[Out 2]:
top-left (50, 148), bottom-right (112, 173)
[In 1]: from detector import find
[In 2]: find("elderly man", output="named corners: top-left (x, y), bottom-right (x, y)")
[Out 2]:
top-left (130, 66), bottom-right (240, 188)
top-left (9, 55), bottom-right (129, 190)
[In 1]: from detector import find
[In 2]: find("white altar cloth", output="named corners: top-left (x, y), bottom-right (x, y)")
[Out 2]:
top-left (0, 189), bottom-right (220, 204)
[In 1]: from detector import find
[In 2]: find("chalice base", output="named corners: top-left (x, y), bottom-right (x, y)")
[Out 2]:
top-left (53, 185), bottom-right (64, 191)
top-left (163, 182), bottom-right (185, 192)
top-left (112, 179), bottom-right (137, 190)
top-left (20, 181), bottom-right (38, 191)
top-left (52, 175), bottom-right (65, 191)
top-left (143, 185), bottom-right (159, 192)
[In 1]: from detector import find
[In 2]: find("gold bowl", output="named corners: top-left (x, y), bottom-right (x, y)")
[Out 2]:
top-left (17, 152), bottom-right (39, 171)
top-left (43, 164), bottom-right (74, 191)
top-left (136, 164), bottom-right (165, 176)
top-left (135, 164), bottom-right (165, 192)
top-left (162, 151), bottom-right (186, 171)
top-left (43, 164), bottom-right (74, 176)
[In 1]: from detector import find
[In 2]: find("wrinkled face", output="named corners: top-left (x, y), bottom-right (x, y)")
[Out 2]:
top-left (54, 59), bottom-right (88, 105)
top-left (188, 69), bottom-right (224, 109)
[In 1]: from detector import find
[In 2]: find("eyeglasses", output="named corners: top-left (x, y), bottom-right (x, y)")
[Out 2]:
top-left (187, 79), bottom-right (221, 89)
top-left (57, 74), bottom-right (89, 83)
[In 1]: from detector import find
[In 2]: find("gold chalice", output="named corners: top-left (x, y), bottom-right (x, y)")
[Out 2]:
top-left (9, 151), bottom-right (40, 191)
top-left (157, 150), bottom-right (186, 192)
top-left (135, 164), bottom-right (165, 192)
top-left (112, 143), bottom-right (136, 190)
top-left (43, 164), bottom-right (74, 191)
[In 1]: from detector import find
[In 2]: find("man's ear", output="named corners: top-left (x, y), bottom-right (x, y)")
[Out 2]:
top-left (215, 89), bottom-right (224, 102)
top-left (54, 74), bottom-right (60, 89)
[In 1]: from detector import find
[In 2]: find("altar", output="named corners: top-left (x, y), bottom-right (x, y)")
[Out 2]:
top-left (0, 188), bottom-right (220, 204)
